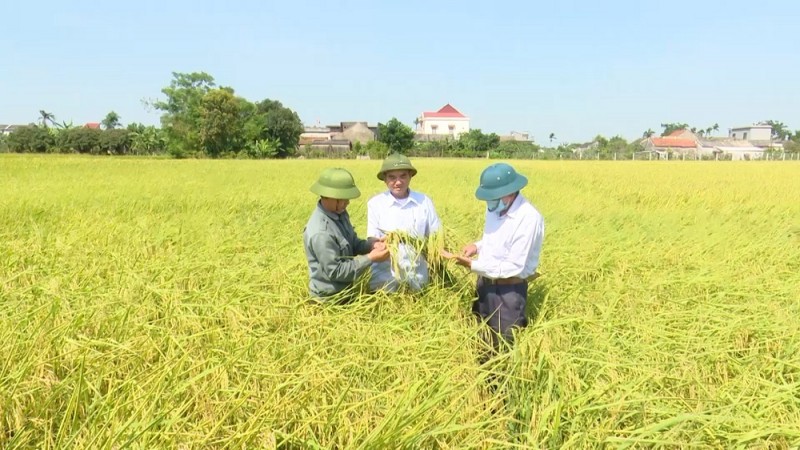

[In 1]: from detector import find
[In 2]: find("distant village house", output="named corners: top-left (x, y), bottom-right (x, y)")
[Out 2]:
top-left (299, 121), bottom-right (377, 156)
top-left (415, 104), bottom-right (470, 139)
top-left (642, 124), bottom-right (779, 160)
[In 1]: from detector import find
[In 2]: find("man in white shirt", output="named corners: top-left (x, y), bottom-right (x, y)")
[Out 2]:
top-left (449, 162), bottom-right (544, 350)
top-left (367, 154), bottom-right (441, 292)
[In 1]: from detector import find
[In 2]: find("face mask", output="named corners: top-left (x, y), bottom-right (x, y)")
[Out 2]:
top-left (486, 199), bottom-right (508, 215)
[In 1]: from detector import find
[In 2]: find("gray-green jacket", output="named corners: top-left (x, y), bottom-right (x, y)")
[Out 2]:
top-left (303, 202), bottom-right (373, 298)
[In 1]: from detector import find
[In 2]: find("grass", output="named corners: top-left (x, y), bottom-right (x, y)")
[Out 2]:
top-left (1, 154), bottom-right (799, 448)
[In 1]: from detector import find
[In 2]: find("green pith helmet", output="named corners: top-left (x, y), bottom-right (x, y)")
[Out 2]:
top-left (474, 163), bottom-right (528, 200)
top-left (377, 153), bottom-right (417, 180)
top-left (310, 168), bottom-right (361, 199)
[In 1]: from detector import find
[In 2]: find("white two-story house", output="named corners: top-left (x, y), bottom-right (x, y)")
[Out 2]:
top-left (416, 104), bottom-right (470, 138)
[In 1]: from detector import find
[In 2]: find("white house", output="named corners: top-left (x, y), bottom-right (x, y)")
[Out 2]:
top-left (698, 139), bottom-right (766, 160)
top-left (416, 104), bottom-right (470, 138)
top-left (729, 124), bottom-right (771, 141)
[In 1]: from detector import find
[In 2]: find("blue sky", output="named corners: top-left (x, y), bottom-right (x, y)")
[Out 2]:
top-left (2, 0), bottom-right (798, 143)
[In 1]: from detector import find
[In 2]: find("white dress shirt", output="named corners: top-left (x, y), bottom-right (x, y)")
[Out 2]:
top-left (367, 190), bottom-right (441, 292)
top-left (471, 193), bottom-right (544, 279)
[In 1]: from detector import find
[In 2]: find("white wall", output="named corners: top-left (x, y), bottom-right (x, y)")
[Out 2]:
top-left (717, 147), bottom-right (766, 160)
top-left (419, 117), bottom-right (470, 138)
top-left (730, 126), bottom-right (771, 141)
top-left (300, 131), bottom-right (331, 141)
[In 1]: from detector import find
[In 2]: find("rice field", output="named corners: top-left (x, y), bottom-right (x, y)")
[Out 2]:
top-left (1, 154), bottom-right (799, 449)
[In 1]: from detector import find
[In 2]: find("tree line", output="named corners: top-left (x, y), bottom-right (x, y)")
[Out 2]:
top-left (0, 72), bottom-right (305, 158)
top-left (1, 71), bottom-right (799, 158)
top-left (1, 120), bottom-right (165, 155)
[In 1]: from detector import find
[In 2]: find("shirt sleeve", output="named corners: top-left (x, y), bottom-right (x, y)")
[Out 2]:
top-left (309, 233), bottom-right (371, 282)
top-left (367, 199), bottom-right (382, 238)
top-left (426, 198), bottom-right (442, 235)
top-left (471, 217), bottom-right (543, 278)
top-left (353, 230), bottom-right (373, 255)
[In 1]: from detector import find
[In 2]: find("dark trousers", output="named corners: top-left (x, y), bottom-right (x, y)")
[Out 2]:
top-left (472, 277), bottom-right (528, 352)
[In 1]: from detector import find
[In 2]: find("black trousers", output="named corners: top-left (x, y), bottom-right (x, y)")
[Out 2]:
top-left (472, 277), bottom-right (528, 350)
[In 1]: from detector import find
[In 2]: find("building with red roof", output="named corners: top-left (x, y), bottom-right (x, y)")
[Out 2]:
top-left (416, 103), bottom-right (470, 138)
top-left (642, 129), bottom-right (701, 158)
top-left (648, 137), bottom-right (697, 148)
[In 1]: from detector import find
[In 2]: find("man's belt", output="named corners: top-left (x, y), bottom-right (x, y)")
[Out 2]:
top-left (481, 276), bottom-right (526, 285)
top-left (481, 273), bottom-right (540, 285)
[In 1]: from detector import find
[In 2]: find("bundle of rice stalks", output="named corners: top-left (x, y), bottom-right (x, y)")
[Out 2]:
top-left (381, 229), bottom-right (462, 288)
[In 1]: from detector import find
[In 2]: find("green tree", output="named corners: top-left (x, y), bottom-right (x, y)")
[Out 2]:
top-left (248, 99), bottom-right (304, 158)
top-left (245, 138), bottom-right (281, 159)
top-left (129, 124), bottom-right (166, 155)
top-left (458, 129), bottom-right (500, 156)
top-left (642, 128), bottom-right (655, 138)
top-left (98, 129), bottom-right (131, 154)
top-left (602, 135), bottom-right (629, 158)
top-left (153, 71), bottom-right (217, 156)
top-left (660, 122), bottom-right (689, 136)
top-left (7, 125), bottom-right (54, 152)
top-left (364, 140), bottom-right (389, 159)
top-left (58, 127), bottom-right (102, 154)
top-left (102, 111), bottom-right (121, 130)
top-left (493, 140), bottom-right (540, 158)
top-left (764, 120), bottom-right (789, 140)
top-left (377, 118), bottom-right (415, 154)
top-left (198, 88), bottom-right (245, 157)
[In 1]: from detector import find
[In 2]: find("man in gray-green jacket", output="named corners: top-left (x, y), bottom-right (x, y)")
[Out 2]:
top-left (303, 168), bottom-right (390, 299)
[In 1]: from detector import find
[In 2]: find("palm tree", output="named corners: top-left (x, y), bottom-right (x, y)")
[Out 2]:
top-left (642, 128), bottom-right (655, 138)
top-left (38, 110), bottom-right (56, 128)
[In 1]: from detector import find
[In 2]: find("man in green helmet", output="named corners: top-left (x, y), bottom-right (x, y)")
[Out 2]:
top-left (447, 162), bottom-right (544, 350)
top-left (367, 153), bottom-right (441, 293)
top-left (303, 167), bottom-right (390, 300)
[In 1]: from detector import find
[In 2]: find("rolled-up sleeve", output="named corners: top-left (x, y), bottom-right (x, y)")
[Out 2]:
top-left (309, 233), bottom-right (371, 282)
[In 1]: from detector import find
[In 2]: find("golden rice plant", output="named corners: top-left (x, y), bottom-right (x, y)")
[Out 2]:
top-left (1, 154), bottom-right (799, 449)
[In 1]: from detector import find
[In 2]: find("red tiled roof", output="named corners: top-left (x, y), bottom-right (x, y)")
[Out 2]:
top-left (667, 129), bottom-right (687, 137)
top-left (422, 103), bottom-right (466, 118)
top-left (85, 122), bottom-right (101, 129)
top-left (650, 137), bottom-right (697, 148)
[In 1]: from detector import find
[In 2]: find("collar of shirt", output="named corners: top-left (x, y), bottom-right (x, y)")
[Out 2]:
top-left (498, 193), bottom-right (526, 219)
top-left (382, 189), bottom-right (423, 207)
